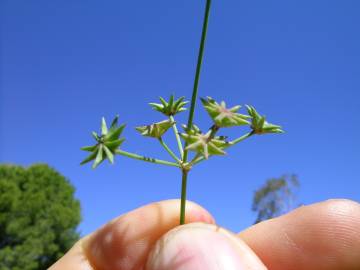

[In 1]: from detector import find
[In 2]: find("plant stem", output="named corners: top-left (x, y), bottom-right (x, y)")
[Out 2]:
top-left (207, 124), bottom-right (220, 142)
top-left (180, 0), bottom-right (212, 225)
top-left (179, 170), bottom-right (188, 224)
top-left (183, 0), bottom-right (212, 162)
top-left (189, 155), bottom-right (205, 166)
top-left (229, 131), bottom-right (253, 146)
top-left (158, 137), bottom-right (181, 164)
top-left (115, 149), bottom-right (180, 168)
top-left (169, 115), bottom-right (184, 159)
top-left (189, 153), bottom-right (202, 165)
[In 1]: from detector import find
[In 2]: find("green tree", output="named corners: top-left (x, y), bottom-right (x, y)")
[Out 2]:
top-left (0, 164), bottom-right (81, 270)
top-left (252, 174), bottom-right (299, 224)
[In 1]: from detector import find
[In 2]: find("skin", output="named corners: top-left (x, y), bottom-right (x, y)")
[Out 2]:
top-left (49, 199), bottom-right (360, 270)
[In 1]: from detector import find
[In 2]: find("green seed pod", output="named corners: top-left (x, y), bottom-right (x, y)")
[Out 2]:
top-left (181, 124), bottom-right (202, 136)
top-left (201, 96), bottom-right (250, 127)
top-left (80, 115), bottom-right (126, 168)
top-left (246, 105), bottom-right (284, 135)
top-left (136, 119), bottom-right (175, 138)
top-left (149, 95), bottom-right (188, 116)
top-left (180, 128), bottom-right (229, 159)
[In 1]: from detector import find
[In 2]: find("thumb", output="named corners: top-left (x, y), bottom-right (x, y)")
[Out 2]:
top-left (146, 223), bottom-right (267, 270)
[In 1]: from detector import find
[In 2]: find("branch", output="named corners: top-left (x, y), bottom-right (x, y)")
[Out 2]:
top-left (169, 115), bottom-right (184, 159)
top-left (158, 137), bottom-right (181, 164)
top-left (115, 149), bottom-right (180, 168)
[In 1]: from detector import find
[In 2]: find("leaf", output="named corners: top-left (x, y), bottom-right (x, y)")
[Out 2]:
top-left (259, 116), bottom-right (265, 129)
top-left (174, 96), bottom-right (184, 109)
top-left (103, 145), bottom-right (114, 164)
top-left (80, 145), bottom-right (97, 152)
top-left (168, 94), bottom-right (174, 108)
top-left (101, 117), bottom-right (108, 135)
top-left (159, 97), bottom-right (167, 107)
top-left (105, 124), bottom-right (125, 141)
top-left (208, 142), bottom-right (226, 156)
top-left (92, 131), bottom-right (99, 141)
top-left (80, 150), bottom-right (98, 165)
top-left (229, 105), bottom-right (241, 113)
top-left (92, 145), bottom-right (104, 169)
top-left (149, 103), bottom-right (163, 112)
top-left (110, 115), bottom-right (119, 130)
top-left (104, 138), bottom-right (125, 150)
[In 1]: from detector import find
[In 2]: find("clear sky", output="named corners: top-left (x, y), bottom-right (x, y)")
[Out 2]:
top-left (1, 0), bottom-right (359, 236)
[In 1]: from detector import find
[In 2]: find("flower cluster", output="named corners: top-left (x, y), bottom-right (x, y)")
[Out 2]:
top-left (149, 95), bottom-right (188, 116)
top-left (201, 97), bottom-right (250, 127)
top-left (81, 115), bottom-right (125, 168)
top-left (80, 95), bottom-right (283, 168)
top-left (135, 119), bottom-right (175, 139)
top-left (180, 124), bottom-right (229, 159)
top-left (246, 105), bottom-right (283, 134)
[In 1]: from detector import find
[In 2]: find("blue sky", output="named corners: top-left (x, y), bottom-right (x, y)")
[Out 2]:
top-left (1, 0), bottom-right (359, 235)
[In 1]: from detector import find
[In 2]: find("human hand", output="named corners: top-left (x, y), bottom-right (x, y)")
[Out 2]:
top-left (49, 199), bottom-right (360, 270)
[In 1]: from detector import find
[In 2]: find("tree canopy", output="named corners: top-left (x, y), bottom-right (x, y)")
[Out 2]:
top-left (252, 174), bottom-right (299, 224)
top-left (0, 164), bottom-right (81, 270)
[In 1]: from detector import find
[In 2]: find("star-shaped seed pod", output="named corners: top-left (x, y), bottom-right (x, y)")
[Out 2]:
top-left (136, 119), bottom-right (175, 138)
top-left (81, 115), bottom-right (125, 168)
top-left (200, 96), bottom-right (250, 127)
top-left (180, 126), bottom-right (229, 159)
top-left (149, 95), bottom-right (188, 116)
top-left (181, 124), bottom-right (202, 136)
top-left (246, 105), bottom-right (284, 134)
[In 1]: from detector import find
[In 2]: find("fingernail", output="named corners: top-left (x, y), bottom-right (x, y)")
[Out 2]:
top-left (146, 223), bottom-right (267, 270)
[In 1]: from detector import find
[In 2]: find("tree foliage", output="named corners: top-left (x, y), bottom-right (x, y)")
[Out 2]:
top-left (252, 174), bottom-right (299, 224)
top-left (0, 164), bottom-right (81, 270)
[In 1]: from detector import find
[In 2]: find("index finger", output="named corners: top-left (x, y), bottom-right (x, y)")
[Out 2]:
top-left (238, 199), bottom-right (360, 270)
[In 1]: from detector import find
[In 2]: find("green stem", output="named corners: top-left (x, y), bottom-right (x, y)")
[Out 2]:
top-left (183, 0), bottom-right (212, 162)
top-left (169, 115), bottom-right (184, 159)
top-left (189, 153), bottom-right (202, 165)
top-left (180, 170), bottom-right (188, 225)
top-left (189, 155), bottom-right (205, 166)
top-left (207, 124), bottom-right (220, 142)
top-left (180, 0), bottom-right (212, 225)
top-left (158, 137), bottom-right (181, 164)
top-left (115, 149), bottom-right (180, 168)
top-left (229, 131), bottom-right (253, 146)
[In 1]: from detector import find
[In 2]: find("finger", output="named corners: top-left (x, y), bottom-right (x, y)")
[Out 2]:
top-left (49, 199), bottom-right (214, 270)
top-left (146, 223), bottom-right (267, 270)
top-left (48, 240), bottom-right (93, 270)
top-left (238, 199), bottom-right (360, 270)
